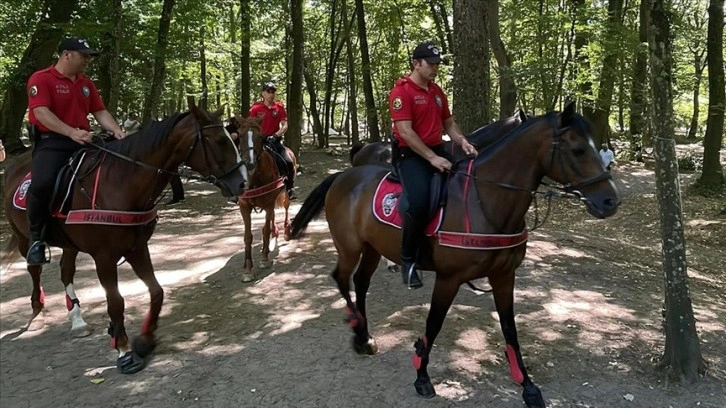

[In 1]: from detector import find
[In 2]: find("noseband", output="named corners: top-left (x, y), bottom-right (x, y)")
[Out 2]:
top-left (189, 123), bottom-right (246, 184)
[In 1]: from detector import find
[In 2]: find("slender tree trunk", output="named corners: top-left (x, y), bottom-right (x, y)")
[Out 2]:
top-left (453, 0), bottom-right (490, 132)
top-left (698, 0), bottom-right (725, 190)
top-left (303, 58), bottom-right (324, 143)
top-left (343, 0), bottom-right (359, 144)
top-left (200, 25), bottom-right (208, 110)
top-left (427, 0), bottom-right (449, 54)
top-left (286, 0), bottom-right (304, 156)
top-left (687, 53), bottom-right (706, 140)
top-left (573, 0), bottom-right (593, 118)
top-left (97, 0), bottom-right (122, 117)
top-left (240, 0), bottom-right (251, 114)
top-left (355, 0), bottom-right (380, 142)
top-left (629, 0), bottom-right (651, 161)
top-left (0, 0), bottom-right (76, 153)
top-left (487, 0), bottom-right (516, 118)
top-left (142, 0), bottom-right (176, 121)
top-left (649, 0), bottom-right (706, 382)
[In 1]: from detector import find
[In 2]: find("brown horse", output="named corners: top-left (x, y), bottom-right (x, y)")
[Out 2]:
top-left (290, 103), bottom-right (620, 407)
top-left (3, 99), bottom-right (248, 374)
top-left (234, 115), bottom-right (297, 282)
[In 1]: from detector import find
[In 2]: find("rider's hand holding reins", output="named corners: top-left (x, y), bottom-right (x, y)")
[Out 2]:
top-left (460, 140), bottom-right (477, 157)
top-left (430, 155), bottom-right (452, 172)
top-left (70, 128), bottom-right (93, 144)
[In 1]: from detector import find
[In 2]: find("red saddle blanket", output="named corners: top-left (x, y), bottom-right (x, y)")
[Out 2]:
top-left (371, 173), bottom-right (528, 250)
top-left (13, 172), bottom-right (157, 226)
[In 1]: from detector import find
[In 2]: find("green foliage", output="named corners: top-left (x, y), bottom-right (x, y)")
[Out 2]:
top-left (677, 150), bottom-right (702, 172)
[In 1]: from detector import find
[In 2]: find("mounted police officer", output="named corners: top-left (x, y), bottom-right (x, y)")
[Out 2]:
top-left (388, 41), bottom-right (477, 289)
top-left (25, 37), bottom-right (125, 265)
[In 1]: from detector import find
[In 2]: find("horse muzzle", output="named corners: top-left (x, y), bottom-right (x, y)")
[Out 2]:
top-left (213, 166), bottom-right (248, 197)
top-left (582, 181), bottom-right (621, 219)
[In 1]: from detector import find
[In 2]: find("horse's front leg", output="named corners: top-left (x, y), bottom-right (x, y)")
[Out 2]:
top-left (60, 249), bottom-right (91, 337)
top-left (412, 277), bottom-right (460, 399)
top-left (240, 206), bottom-right (255, 282)
top-left (349, 246), bottom-right (381, 355)
top-left (490, 271), bottom-right (546, 408)
top-left (259, 208), bottom-right (274, 269)
top-left (93, 255), bottom-right (144, 374)
top-left (124, 244), bottom-right (164, 361)
top-left (282, 196), bottom-right (291, 241)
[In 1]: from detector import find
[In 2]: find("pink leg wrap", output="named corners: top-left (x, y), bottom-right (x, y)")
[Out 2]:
top-left (506, 344), bottom-right (524, 384)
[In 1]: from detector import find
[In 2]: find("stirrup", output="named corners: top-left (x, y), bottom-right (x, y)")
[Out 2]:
top-left (401, 263), bottom-right (423, 289)
top-left (27, 241), bottom-right (50, 265)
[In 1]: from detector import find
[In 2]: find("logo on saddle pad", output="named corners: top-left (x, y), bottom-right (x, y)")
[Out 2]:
top-left (372, 175), bottom-right (443, 235)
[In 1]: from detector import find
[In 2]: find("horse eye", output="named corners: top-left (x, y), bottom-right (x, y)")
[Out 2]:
top-left (572, 147), bottom-right (586, 157)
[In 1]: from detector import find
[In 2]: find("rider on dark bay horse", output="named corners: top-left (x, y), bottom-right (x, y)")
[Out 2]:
top-left (25, 37), bottom-right (125, 265)
top-left (389, 41), bottom-right (477, 289)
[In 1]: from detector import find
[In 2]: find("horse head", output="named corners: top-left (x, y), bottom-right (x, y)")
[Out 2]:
top-left (542, 101), bottom-right (620, 218)
top-left (234, 114), bottom-right (265, 172)
top-left (182, 99), bottom-right (248, 197)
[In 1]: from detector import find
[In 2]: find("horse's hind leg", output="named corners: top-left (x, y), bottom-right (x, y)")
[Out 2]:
top-left (282, 195), bottom-right (291, 240)
top-left (124, 245), bottom-right (163, 361)
top-left (412, 277), bottom-right (460, 399)
top-left (93, 255), bottom-right (144, 374)
top-left (349, 244), bottom-right (381, 355)
top-left (490, 271), bottom-right (545, 408)
top-left (60, 249), bottom-right (91, 337)
top-left (26, 262), bottom-right (46, 332)
top-left (259, 208), bottom-right (274, 269)
top-left (240, 205), bottom-right (255, 282)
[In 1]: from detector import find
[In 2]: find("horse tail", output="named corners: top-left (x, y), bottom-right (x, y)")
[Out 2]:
top-left (349, 142), bottom-right (364, 164)
top-left (1, 235), bottom-right (20, 273)
top-left (290, 172), bottom-right (342, 239)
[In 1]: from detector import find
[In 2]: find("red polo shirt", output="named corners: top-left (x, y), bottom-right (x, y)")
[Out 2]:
top-left (389, 75), bottom-right (451, 148)
top-left (249, 101), bottom-right (287, 136)
top-left (27, 66), bottom-right (105, 132)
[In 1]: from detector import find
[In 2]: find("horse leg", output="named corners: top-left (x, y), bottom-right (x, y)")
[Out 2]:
top-left (412, 277), bottom-right (460, 399)
top-left (349, 244), bottom-right (381, 355)
top-left (282, 195), bottom-right (291, 241)
top-left (26, 263), bottom-right (46, 332)
top-left (331, 245), bottom-right (373, 354)
top-left (60, 249), bottom-right (91, 338)
top-left (93, 255), bottom-right (144, 374)
top-left (490, 271), bottom-right (546, 408)
top-left (240, 207), bottom-right (255, 282)
top-left (124, 245), bottom-right (163, 361)
top-left (259, 208), bottom-right (274, 269)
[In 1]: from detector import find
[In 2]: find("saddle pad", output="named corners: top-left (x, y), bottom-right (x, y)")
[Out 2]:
top-left (371, 173), bottom-right (443, 235)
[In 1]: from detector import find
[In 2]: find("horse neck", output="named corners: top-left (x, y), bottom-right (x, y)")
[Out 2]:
top-left (468, 120), bottom-right (551, 232)
top-left (249, 149), bottom-right (281, 187)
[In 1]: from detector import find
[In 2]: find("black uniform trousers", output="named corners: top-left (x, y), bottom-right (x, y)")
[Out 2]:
top-left (267, 136), bottom-right (295, 191)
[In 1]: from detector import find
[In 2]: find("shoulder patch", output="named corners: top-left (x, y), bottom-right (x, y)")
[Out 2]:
top-left (392, 96), bottom-right (403, 111)
top-left (29, 85), bottom-right (38, 97)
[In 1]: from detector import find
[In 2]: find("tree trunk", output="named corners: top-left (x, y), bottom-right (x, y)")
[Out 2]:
top-left (303, 58), bottom-right (324, 143)
top-left (427, 0), bottom-right (450, 54)
top-left (200, 25), bottom-right (208, 110)
top-left (487, 0), bottom-right (516, 118)
top-left (453, 0), bottom-right (490, 132)
top-left (586, 0), bottom-right (624, 146)
top-left (698, 0), bottom-right (725, 190)
top-left (286, 0), bottom-right (304, 156)
top-left (686, 52), bottom-right (706, 140)
top-left (355, 0), bottom-right (380, 142)
top-left (343, 0), bottom-right (359, 144)
top-left (0, 0), bottom-right (76, 154)
top-left (573, 0), bottom-right (593, 118)
top-left (649, 0), bottom-right (706, 382)
top-left (96, 0), bottom-right (122, 117)
top-left (142, 0), bottom-right (175, 121)
top-left (628, 0), bottom-right (651, 161)
top-left (240, 0), bottom-right (251, 114)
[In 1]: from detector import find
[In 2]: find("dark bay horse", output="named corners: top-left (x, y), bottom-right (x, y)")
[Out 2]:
top-left (3, 99), bottom-right (247, 374)
top-left (290, 103), bottom-right (620, 407)
top-left (234, 115), bottom-right (297, 282)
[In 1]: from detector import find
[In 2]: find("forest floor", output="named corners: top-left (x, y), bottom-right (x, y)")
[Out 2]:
top-left (1, 141), bottom-right (724, 408)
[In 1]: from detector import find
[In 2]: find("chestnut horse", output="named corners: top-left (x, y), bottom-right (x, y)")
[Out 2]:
top-left (3, 100), bottom-right (247, 374)
top-left (290, 103), bottom-right (620, 407)
top-left (234, 115), bottom-right (297, 282)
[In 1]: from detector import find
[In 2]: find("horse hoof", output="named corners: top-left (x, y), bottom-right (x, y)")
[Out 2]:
top-left (352, 336), bottom-right (378, 355)
top-left (387, 265), bottom-right (400, 274)
top-left (241, 272), bottom-right (255, 282)
top-left (132, 335), bottom-right (157, 358)
top-left (522, 383), bottom-right (546, 407)
top-left (27, 317), bottom-right (45, 332)
top-left (117, 351), bottom-right (146, 374)
top-left (71, 324), bottom-right (92, 338)
top-left (259, 260), bottom-right (272, 269)
top-left (414, 378), bottom-right (436, 399)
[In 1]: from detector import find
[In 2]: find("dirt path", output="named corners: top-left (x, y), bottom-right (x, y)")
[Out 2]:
top-left (1, 149), bottom-right (724, 408)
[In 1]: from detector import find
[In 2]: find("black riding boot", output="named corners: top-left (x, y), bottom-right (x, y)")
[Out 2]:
top-left (400, 214), bottom-right (423, 289)
top-left (26, 193), bottom-right (50, 265)
top-left (285, 164), bottom-right (296, 199)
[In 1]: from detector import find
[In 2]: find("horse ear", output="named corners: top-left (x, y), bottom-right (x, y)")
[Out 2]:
top-left (213, 106), bottom-right (225, 118)
top-left (560, 100), bottom-right (577, 126)
top-left (517, 108), bottom-right (528, 123)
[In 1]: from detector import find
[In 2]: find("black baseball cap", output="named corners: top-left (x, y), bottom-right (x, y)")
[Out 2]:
top-left (58, 37), bottom-right (100, 56)
top-left (412, 41), bottom-right (442, 64)
top-left (262, 82), bottom-right (277, 92)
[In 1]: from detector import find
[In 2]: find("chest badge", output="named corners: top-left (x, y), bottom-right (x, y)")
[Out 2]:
top-left (272, 110), bottom-right (278, 118)
top-left (434, 95), bottom-right (442, 108)
top-left (82, 86), bottom-right (90, 97)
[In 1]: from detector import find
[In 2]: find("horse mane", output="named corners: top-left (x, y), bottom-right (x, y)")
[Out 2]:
top-left (102, 112), bottom-right (190, 157)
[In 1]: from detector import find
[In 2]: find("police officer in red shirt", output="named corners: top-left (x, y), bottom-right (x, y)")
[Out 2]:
top-left (249, 82), bottom-right (296, 198)
top-left (25, 37), bottom-right (125, 265)
top-left (389, 41), bottom-right (477, 289)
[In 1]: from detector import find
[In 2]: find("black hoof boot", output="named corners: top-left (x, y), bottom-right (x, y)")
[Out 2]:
top-left (414, 377), bottom-right (436, 398)
top-left (522, 383), bottom-right (546, 407)
top-left (132, 335), bottom-right (157, 358)
top-left (401, 263), bottom-right (423, 289)
top-left (26, 241), bottom-right (50, 265)
top-left (117, 351), bottom-right (146, 374)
